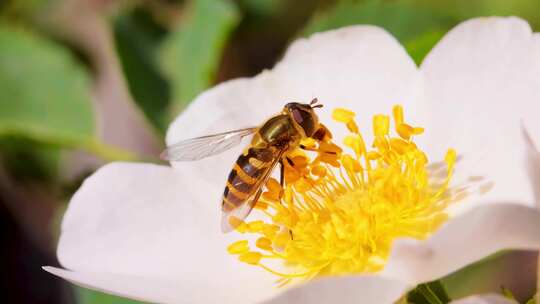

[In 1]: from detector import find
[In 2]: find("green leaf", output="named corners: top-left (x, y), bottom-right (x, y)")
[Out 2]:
top-left (525, 295), bottom-right (537, 304)
top-left (114, 9), bottom-right (171, 132)
top-left (0, 26), bottom-right (94, 143)
top-left (302, 0), bottom-right (455, 43)
top-left (159, 0), bottom-right (240, 116)
top-left (0, 0), bottom-right (54, 22)
top-left (301, 0), bottom-right (540, 65)
top-left (411, 0), bottom-right (540, 30)
top-left (407, 280), bottom-right (451, 304)
top-left (78, 288), bottom-right (145, 304)
top-left (301, 0), bottom-right (458, 66)
top-left (0, 136), bottom-right (60, 182)
top-left (239, 0), bottom-right (281, 17)
top-left (0, 26), bottom-right (136, 161)
top-left (441, 250), bottom-right (538, 302)
top-left (501, 286), bottom-right (517, 300)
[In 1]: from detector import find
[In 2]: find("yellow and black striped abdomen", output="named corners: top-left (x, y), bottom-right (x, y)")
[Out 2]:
top-left (222, 147), bottom-right (275, 212)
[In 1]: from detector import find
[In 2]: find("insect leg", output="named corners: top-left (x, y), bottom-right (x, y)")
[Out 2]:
top-left (278, 158), bottom-right (290, 201)
top-left (285, 156), bottom-right (294, 166)
top-left (312, 123), bottom-right (332, 142)
top-left (279, 159), bottom-right (285, 188)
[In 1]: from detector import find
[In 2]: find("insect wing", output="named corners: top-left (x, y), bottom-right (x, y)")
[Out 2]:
top-left (221, 148), bottom-right (286, 232)
top-left (161, 127), bottom-right (257, 161)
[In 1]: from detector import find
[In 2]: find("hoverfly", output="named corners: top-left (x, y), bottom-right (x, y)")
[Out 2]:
top-left (161, 99), bottom-right (329, 232)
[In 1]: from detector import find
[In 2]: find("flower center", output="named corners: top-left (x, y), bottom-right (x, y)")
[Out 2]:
top-left (227, 105), bottom-right (457, 285)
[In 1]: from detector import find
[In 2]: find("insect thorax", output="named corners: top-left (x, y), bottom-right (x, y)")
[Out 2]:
top-left (257, 114), bottom-right (301, 149)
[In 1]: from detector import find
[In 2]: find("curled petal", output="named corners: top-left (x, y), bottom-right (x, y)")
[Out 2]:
top-left (523, 126), bottom-right (540, 209)
top-left (382, 203), bottom-right (540, 284)
top-left (263, 275), bottom-right (410, 304)
top-left (450, 294), bottom-right (518, 304)
top-left (43, 267), bottom-right (183, 303)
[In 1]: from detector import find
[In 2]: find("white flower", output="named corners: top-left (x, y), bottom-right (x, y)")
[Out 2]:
top-left (44, 17), bottom-right (540, 304)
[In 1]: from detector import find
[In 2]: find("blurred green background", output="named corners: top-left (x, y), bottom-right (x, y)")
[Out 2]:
top-left (0, 0), bottom-right (538, 303)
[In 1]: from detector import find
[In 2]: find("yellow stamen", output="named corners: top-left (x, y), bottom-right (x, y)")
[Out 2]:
top-left (373, 114), bottom-right (390, 137)
top-left (227, 240), bottom-right (249, 254)
top-left (228, 105), bottom-right (461, 284)
top-left (332, 108), bottom-right (356, 123)
top-left (393, 105), bottom-right (404, 125)
top-left (239, 252), bottom-right (262, 265)
top-left (256, 237), bottom-right (273, 251)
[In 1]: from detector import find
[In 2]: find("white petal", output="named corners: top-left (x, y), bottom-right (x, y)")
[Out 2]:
top-left (421, 17), bottom-right (540, 212)
top-left (47, 162), bottom-right (279, 304)
top-left (166, 76), bottom-right (279, 146)
top-left (521, 33), bottom-right (540, 151)
top-left (264, 275), bottom-right (410, 304)
top-left (451, 294), bottom-right (518, 304)
top-left (269, 26), bottom-right (424, 141)
top-left (381, 203), bottom-right (540, 284)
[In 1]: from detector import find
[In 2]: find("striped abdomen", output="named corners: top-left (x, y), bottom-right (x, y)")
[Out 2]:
top-left (222, 147), bottom-right (275, 213)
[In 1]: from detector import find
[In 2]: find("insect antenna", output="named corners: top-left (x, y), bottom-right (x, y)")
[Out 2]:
top-left (310, 98), bottom-right (323, 109)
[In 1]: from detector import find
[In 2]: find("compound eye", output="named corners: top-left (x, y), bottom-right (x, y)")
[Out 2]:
top-left (291, 108), bottom-right (304, 124)
top-left (291, 108), bottom-right (315, 136)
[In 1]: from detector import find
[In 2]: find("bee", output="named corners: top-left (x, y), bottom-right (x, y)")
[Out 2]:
top-left (161, 99), bottom-right (329, 232)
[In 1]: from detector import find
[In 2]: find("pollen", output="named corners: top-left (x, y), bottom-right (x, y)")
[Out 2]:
top-left (228, 105), bottom-right (458, 284)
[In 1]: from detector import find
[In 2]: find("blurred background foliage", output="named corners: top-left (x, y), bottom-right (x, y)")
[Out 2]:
top-left (0, 0), bottom-right (539, 303)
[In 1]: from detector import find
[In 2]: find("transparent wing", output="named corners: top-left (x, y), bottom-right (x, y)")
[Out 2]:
top-left (221, 148), bottom-right (286, 233)
top-left (161, 127), bottom-right (257, 161)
